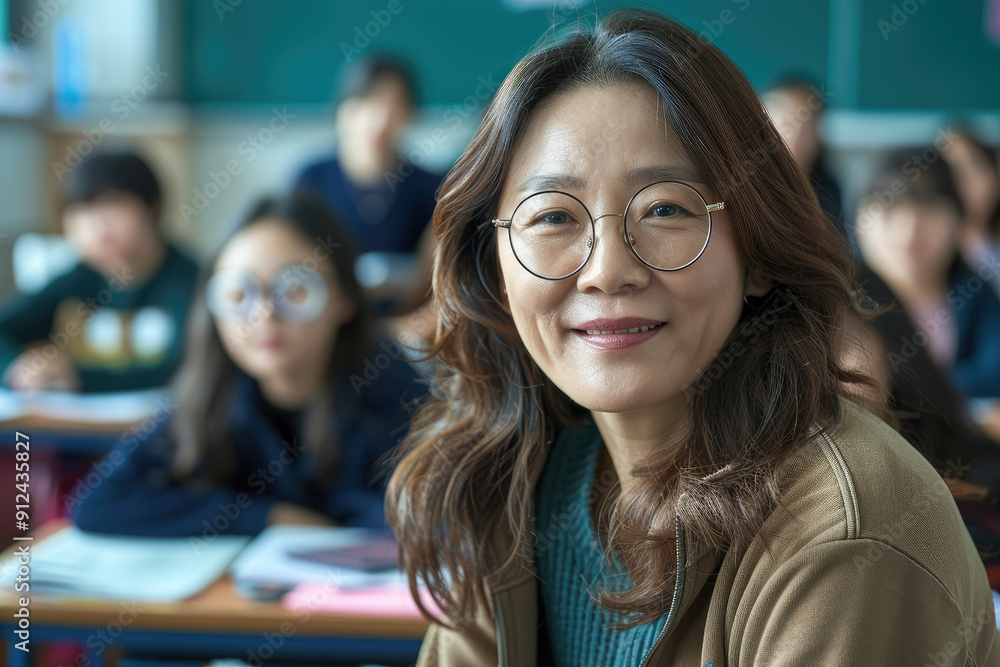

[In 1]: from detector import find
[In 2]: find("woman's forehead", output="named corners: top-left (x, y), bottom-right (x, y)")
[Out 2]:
top-left (504, 83), bottom-right (699, 193)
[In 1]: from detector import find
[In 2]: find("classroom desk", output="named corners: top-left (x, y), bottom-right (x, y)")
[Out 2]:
top-left (0, 388), bottom-right (170, 454)
top-left (0, 575), bottom-right (428, 666)
top-left (0, 522), bottom-right (427, 666)
top-left (0, 414), bottom-right (135, 454)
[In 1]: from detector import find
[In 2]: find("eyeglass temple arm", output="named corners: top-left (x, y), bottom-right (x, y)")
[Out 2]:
top-left (707, 202), bottom-right (725, 212)
top-left (492, 219), bottom-right (512, 228)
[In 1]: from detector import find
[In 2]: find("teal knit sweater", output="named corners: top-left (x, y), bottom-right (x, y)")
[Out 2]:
top-left (535, 423), bottom-right (668, 666)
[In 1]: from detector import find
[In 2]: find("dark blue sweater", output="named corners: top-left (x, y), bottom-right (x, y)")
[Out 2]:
top-left (294, 155), bottom-right (440, 255)
top-left (72, 352), bottom-right (422, 537)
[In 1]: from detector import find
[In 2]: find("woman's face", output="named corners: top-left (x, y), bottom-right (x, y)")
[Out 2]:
top-left (857, 197), bottom-right (959, 289)
top-left (496, 83), bottom-right (764, 420)
top-left (211, 219), bottom-right (355, 383)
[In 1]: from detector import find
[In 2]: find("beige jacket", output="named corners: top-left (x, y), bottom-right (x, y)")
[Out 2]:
top-left (416, 402), bottom-right (1000, 666)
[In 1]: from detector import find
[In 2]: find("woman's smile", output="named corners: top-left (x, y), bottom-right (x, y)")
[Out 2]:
top-left (571, 318), bottom-right (667, 350)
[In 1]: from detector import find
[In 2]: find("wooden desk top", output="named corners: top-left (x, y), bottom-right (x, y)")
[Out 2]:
top-left (0, 523), bottom-right (429, 639)
top-left (0, 576), bottom-right (429, 638)
top-left (1, 413), bottom-right (136, 436)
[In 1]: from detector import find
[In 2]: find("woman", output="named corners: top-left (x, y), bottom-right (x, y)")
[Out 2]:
top-left (387, 9), bottom-right (997, 665)
top-left (72, 192), bottom-right (417, 536)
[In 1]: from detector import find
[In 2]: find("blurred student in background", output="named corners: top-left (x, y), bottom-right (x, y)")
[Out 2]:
top-left (295, 55), bottom-right (440, 321)
top-left (854, 149), bottom-right (1000, 563)
top-left (72, 192), bottom-right (419, 536)
top-left (855, 149), bottom-right (1000, 404)
top-left (941, 129), bottom-right (1000, 294)
top-left (763, 75), bottom-right (843, 230)
top-left (0, 151), bottom-right (198, 392)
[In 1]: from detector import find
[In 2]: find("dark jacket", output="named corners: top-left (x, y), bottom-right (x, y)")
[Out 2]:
top-left (72, 353), bottom-right (421, 536)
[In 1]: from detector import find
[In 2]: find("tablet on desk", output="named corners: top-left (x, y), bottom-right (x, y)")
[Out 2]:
top-left (288, 537), bottom-right (399, 573)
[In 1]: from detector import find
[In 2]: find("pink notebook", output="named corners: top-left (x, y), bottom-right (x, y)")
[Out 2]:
top-left (283, 582), bottom-right (441, 618)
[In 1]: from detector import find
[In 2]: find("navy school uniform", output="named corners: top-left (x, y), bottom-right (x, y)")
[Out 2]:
top-left (71, 347), bottom-right (423, 536)
top-left (294, 155), bottom-right (440, 255)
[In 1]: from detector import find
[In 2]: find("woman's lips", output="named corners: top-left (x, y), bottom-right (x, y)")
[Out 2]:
top-left (571, 319), bottom-right (666, 350)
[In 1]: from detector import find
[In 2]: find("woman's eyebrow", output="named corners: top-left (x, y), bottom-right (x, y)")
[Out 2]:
top-left (625, 165), bottom-right (704, 187)
top-left (516, 165), bottom-right (705, 195)
top-left (517, 173), bottom-right (587, 194)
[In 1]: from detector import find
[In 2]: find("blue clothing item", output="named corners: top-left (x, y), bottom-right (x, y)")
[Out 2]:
top-left (950, 264), bottom-right (1000, 399)
top-left (0, 243), bottom-right (198, 392)
top-left (72, 348), bottom-right (422, 537)
top-left (534, 423), bottom-right (667, 666)
top-left (294, 154), bottom-right (440, 255)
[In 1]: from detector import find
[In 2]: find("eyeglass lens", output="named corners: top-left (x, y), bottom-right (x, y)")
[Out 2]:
top-left (506, 181), bottom-right (712, 279)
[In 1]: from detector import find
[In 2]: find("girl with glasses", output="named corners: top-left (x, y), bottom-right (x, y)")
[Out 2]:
top-left (387, 8), bottom-right (998, 666)
top-left (72, 192), bottom-right (419, 537)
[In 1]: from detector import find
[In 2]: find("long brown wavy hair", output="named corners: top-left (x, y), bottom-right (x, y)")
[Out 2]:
top-left (387, 8), bottom-right (887, 628)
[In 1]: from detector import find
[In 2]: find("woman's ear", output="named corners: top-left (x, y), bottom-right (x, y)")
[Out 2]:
top-left (744, 268), bottom-right (774, 298)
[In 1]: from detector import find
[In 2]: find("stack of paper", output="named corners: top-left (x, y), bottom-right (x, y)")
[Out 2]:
top-left (229, 525), bottom-right (406, 600)
top-left (284, 580), bottom-right (440, 618)
top-left (0, 527), bottom-right (249, 602)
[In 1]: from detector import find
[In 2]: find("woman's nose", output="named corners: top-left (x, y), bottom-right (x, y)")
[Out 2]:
top-left (575, 214), bottom-right (650, 293)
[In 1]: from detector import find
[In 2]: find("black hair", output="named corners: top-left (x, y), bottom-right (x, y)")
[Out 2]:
top-left (170, 189), bottom-right (370, 484)
top-left (63, 151), bottom-right (162, 219)
top-left (863, 147), bottom-right (965, 221)
top-left (336, 54), bottom-right (419, 108)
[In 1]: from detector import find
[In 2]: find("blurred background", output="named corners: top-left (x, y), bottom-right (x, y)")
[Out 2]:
top-left (0, 0), bottom-right (998, 294)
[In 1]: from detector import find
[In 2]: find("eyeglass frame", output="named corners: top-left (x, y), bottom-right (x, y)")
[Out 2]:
top-left (491, 180), bottom-right (725, 280)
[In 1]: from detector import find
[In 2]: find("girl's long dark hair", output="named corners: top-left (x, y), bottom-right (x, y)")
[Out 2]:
top-left (170, 191), bottom-right (369, 484)
top-left (387, 8), bottom-right (888, 629)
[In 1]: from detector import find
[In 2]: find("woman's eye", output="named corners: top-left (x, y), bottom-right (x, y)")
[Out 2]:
top-left (540, 211), bottom-right (570, 225)
top-left (652, 204), bottom-right (678, 217)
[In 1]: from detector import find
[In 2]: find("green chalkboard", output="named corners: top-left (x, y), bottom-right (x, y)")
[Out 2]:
top-left (180, 0), bottom-right (831, 106)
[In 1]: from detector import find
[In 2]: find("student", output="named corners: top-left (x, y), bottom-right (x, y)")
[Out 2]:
top-left (941, 129), bottom-right (1000, 295)
top-left (854, 263), bottom-right (1000, 563)
top-left (856, 148), bottom-right (1000, 402)
top-left (763, 75), bottom-right (844, 230)
top-left (0, 151), bottom-right (198, 392)
top-left (294, 55), bottom-right (440, 316)
top-left (72, 192), bottom-right (419, 536)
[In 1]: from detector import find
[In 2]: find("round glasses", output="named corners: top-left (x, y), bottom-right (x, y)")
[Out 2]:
top-left (206, 265), bottom-right (330, 324)
top-left (492, 181), bottom-right (724, 280)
